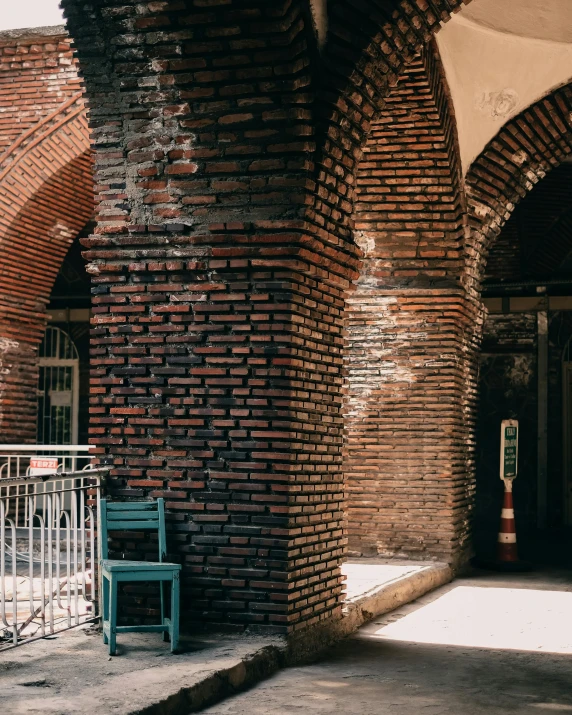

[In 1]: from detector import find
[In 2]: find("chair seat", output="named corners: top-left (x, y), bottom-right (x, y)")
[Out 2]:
top-left (102, 559), bottom-right (181, 573)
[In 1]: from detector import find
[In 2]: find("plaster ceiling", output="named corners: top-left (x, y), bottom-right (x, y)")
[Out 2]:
top-left (437, 4), bottom-right (572, 174)
top-left (461, 0), bottom-right (572, 44)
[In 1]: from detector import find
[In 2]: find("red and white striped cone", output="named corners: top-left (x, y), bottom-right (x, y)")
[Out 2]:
top-left (497, 478), bottom-right (518, 563)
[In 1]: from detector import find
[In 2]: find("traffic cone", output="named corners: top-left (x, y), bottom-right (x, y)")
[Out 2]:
top-left (497, 478), bottom-right (518, 563)
top-left (472, 477), bottom-right (531, 572)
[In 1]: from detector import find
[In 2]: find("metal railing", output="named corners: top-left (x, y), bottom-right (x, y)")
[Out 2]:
top-left (0, 445), bottom-right (94, 530)
top-left (0, 467), bottom-right (108, 649)
top-left (0, 444), bottom-right (94, 480)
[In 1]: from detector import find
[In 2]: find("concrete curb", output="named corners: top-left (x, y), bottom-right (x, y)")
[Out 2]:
top-left (286, 563), bottom-right (453, 663)
top-left (342, 563), bottom-right (453, 633)
top-left (133, 644), bottom-right (284, 715)
top-left (5, 564), bottom-right (451, 714)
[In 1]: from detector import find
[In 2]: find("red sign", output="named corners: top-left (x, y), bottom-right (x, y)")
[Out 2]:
top-left (29, 457), bottom-right (59, 476)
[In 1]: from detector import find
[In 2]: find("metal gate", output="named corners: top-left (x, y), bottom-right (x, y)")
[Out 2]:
top-left (37, 327), bottom-right (79, 445)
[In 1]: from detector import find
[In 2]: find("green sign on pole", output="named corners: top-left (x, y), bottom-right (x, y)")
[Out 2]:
top-left (500, 419), bottom-right (518, 480)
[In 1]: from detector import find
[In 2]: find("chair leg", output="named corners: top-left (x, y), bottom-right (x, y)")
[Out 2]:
top-left (160, 581), bottom-right (169, 642)
top-left (102, 574), bottom-right (109, 645)
top-left (170, 572), bottom-right (179, 653)
top-left (109, 576), bottom-right (118, 656)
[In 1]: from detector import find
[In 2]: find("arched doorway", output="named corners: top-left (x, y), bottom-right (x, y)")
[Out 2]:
top-left (466, 84), bottom-right (572, 565)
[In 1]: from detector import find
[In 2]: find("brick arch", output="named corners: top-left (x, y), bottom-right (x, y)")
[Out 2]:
top-left (484, 164), bottom-right (572, 281)
top-left (343, 44), bottom-right (475, 565)
top-left (465, 83), bottom-right (572, 289)
top-left (61, 0), bottom-right (364, 634)
top-left (0, 95), bottom-right (93, 443)
top-left (53, 0), bottom-right (483, 633)
top-left (308, 0), bottom-right (470, 245)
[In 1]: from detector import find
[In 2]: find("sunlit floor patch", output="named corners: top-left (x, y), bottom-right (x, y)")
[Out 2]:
top-left (342, 562), bottom-right (429, 602)
top-left (368, 585), bottom-right (572, 654)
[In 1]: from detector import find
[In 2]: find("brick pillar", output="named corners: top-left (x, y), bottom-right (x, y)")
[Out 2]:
top-left (63, 0), bottom-right (363, 633)
top-left (83, 223), bottom-right (359, 632)
top-left (62, 0), bottom-right (477, 630)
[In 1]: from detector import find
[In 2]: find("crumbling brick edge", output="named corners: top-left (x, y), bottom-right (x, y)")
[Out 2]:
top-left (133, 564), bottom-right (452, 714)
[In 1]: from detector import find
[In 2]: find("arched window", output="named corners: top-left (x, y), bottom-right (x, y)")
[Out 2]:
top-left (37, 326), bottom-right (80, 445)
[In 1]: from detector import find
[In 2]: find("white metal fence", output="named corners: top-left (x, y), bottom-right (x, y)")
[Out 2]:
top-left (0, 447), bottom-right (107, 649)
top-left (0, 444), bottom-right (93, 481)
top-left (0, 446), bottom-right (94, 531)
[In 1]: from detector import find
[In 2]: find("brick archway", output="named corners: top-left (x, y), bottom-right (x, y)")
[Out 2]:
top-left (344, 44), bottom-right (475, 565)
top-left (309, 0), bottom-right (470, 242)
top-left (465, 84), bottom-right (572, 286)
top-left (344, 73), bottom-right (572, 566)
top-left (0, 92), bottom-right (92, 442)
top-left (465, 83), bottom-right (572, 548)
top-left (57, 0), bottom-right (482, 633)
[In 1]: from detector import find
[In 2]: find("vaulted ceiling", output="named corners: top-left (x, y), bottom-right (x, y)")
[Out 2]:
top-left (437, 0), bottom-right (572, 173)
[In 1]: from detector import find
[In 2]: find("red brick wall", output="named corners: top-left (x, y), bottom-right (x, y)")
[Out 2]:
top-left (0, 28), bottom-right (92, 443)
top-left (53, 0), bottom-right (482, 633)
top-left (345, 46), bottom-right (476, 563)
top-left (0, 28), bottom-right (82, 153)
top-left (58, 0), bottom-right (472, 633)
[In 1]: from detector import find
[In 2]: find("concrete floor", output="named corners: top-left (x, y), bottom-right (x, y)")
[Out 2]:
top-left (1, 560), bottom-right (440, 714)
top-left (0, 626), bottom-right (282, 714)
top-left (204, 568), bottom-right (572, 715)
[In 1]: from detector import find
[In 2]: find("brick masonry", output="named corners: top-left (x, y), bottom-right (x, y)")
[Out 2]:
top-left (55, 0), bottom-right (475, 633)
top-left (11, 0), bottom-right (572, 635)
top-left (465, 84), bottom-right (572, 286)
top-left (0, 27), bottom-right (93, 443)
top-left (345, 45), bottom-right (477, 564)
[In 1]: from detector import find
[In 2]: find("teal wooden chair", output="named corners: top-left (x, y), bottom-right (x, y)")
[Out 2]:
top-left (100, 498), bottom-right (181, 655)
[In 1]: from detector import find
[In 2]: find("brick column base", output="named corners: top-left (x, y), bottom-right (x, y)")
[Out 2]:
top-left (84, 222), bottom-right (360, 633)
top-left (345, 284), bottom-right (478, 565)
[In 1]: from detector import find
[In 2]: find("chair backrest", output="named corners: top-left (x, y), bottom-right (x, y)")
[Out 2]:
top-left (100, 498), bottom-right (167, 562)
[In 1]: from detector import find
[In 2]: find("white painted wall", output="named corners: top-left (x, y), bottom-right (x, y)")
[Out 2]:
top-left (461, 0), bottom-right (572, 44)
top-left (437, 13), bottom-right (572, 174)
